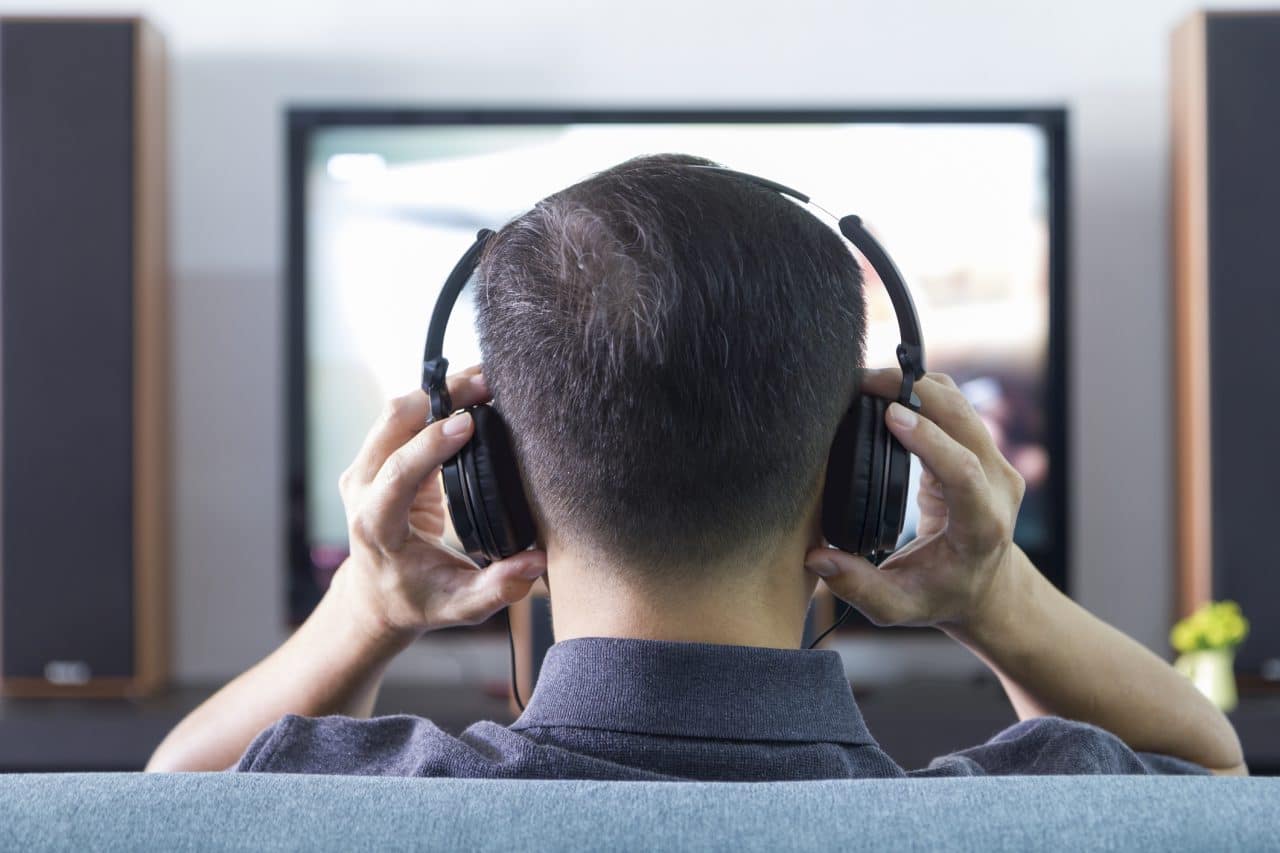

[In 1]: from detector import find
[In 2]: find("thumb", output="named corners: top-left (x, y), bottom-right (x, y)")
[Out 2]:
top-left (455, 550), bottom-right (548, 621)
top-left (804, 548), bottom-right (912, 627)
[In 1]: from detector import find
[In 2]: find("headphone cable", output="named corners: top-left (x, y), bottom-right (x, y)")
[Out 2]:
top-left (809, 550), bottom-right (886, 649)
top-left (807, 601), bottom-right (853, 650)
top-left (506, 606), bottom-right (526, 712)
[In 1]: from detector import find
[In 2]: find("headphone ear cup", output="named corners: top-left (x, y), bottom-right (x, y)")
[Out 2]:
top-left (822, 395), bottom-right (882, 555)
top-left (441, 450), bottom-right (482, 558)
top-left (858, 397), bottom-right (891, 554)
top-left (876, 435), bottom-right (912, 554)
top-left (460, 404), bottom-right (537, 563)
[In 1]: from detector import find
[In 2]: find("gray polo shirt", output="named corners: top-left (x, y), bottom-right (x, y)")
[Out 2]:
top-left (235, 637), bottom-right (1206, 779)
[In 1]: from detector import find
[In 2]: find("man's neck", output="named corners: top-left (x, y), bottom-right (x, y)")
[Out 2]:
top-left (544, 540), bottom-right (817, 650)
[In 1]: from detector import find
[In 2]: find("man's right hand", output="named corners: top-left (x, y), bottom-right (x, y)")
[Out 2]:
top-left (335, 365), bottom-right (547, 646)
top-left (804, 369), bottom-right (1030, 635)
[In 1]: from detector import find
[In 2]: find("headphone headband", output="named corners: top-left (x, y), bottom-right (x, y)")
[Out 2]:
top-left (421, 227), bottom-right (495, 422)
top-left (689, 166), bottom-right (926, 406)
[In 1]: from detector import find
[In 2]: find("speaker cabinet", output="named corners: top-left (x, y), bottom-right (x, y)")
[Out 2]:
top-left (1172, 11), bottom-right (1280, 680)
top-left (0, 18), bottom-right (167, 696)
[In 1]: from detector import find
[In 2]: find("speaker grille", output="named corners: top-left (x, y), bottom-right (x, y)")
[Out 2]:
top-left (1204, 15), bottom-right (1280, 675)
top-left (1, 20), bottom-right (137, 679)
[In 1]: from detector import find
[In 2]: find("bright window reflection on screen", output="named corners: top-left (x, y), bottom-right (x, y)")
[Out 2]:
top-left (305, 123), bottom-right (1050, 584)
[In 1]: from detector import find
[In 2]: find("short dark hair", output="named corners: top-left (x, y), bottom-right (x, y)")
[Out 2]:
top-left (476, 153), bottom-right (865, 573)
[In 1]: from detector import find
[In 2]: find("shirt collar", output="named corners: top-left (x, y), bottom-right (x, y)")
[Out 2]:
top-left (510, 636), bottom-right (875, 746)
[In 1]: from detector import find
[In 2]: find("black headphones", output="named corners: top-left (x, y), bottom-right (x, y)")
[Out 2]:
top-left (420, 167), bottom-right (926, 567)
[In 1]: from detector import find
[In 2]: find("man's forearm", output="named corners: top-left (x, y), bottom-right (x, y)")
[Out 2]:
top-left (945, 547), bottom-right (1246, 774)
top-left (146, 566), bottom-right (411, 772)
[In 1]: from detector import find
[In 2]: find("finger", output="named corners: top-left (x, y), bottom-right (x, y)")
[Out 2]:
top-left (363, 411), bottom-right (475, 547)
top-left (804, 547), bottom-right (918, 627)
top-left (408, 491), bottom-right (446, 540)
top-left (441, 550), bottom-right (547, 625)
top-left (883, 403), bottom-right (992, 534)
top-left (860, 369), bottom-right (1001, 473)
top-left (447, 365), bottom-right (492, 410)
top-left (857, 366), bottom-right (906, 398)
top-left (920, 466), bottom-right (944, 499)
top-left (859, 368), bottom-right (954, 398)
top-left (348, 368), bottom-right (489, 486)
top-left (408, 469), bottom-right (444, 512)
top-left (348, 390), bottom-right (430, 485)
top-left (915, 487), bottom-right (949, 539)
top-left (916, 488), bottom-right (947, 519)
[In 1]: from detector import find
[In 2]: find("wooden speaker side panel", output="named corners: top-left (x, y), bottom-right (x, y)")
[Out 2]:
top-left (1170, 12), bottom-right (1212, 619)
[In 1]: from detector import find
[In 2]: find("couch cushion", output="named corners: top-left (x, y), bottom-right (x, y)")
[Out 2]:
top-left (0, 773), bottom-right (1275, 851)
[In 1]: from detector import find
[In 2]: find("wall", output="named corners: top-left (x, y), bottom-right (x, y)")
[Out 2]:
top-left (9, 0), bottom-right (1270, 682)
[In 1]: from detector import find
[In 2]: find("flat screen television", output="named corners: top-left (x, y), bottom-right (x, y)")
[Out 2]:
top-left (286, 108), bottom-right (1069, 625)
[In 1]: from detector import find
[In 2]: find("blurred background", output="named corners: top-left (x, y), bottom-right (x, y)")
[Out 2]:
top-left (1, 0), bottom-right (1277, 772)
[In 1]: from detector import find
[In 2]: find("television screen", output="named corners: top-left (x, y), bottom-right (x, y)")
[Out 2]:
top-left (288, 110), bottom-right (1068, 622)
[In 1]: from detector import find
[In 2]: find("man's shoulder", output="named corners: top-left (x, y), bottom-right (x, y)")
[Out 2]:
top-left (234, 713), bottom-right (518, 776)
top-left (914, 716), bottom-right (1209, 777)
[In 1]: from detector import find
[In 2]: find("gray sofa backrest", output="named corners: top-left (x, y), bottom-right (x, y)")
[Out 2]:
top-left (0, 773), bottom-right (1276, 851)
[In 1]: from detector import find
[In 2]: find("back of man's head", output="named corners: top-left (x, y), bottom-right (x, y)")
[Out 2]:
top-left (476, 153), bottom-right (865, 576)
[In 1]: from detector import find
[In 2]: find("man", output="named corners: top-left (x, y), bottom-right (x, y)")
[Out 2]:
top-left (148, 155), bottom-right (1245, 778)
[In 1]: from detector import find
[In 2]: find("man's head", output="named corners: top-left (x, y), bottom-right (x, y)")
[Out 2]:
top-left (476, 154), bottom-right (865, 577)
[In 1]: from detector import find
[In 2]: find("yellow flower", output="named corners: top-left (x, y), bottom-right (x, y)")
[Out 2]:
top-left (1170, 622), bottom-right (1197, 653)
top-left (1222, 613), bottom-right (1248, 645)
top-left (1206, 623), bottom-right (1229, 648)
top-left (1170, 600), bottom-right (1250, 652)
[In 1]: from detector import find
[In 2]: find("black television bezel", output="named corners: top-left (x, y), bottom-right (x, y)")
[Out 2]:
top-left (285, 107), bottom-right (1070, 625)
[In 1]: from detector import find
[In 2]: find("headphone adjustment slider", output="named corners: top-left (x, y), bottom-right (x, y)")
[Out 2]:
top-left (895, 344), bottom-right (925, 411)
top-left (422, 357), bottom-right (452, 423)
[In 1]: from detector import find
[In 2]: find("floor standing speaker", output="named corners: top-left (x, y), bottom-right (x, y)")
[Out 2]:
top-left (1172, 11), bottom-right (1280, 680)
top-left (0, 18), bottom-right (167, 696)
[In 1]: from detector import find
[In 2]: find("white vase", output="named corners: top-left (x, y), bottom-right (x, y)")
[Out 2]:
top-left (1174, 649), bottom-right (1238, 712)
